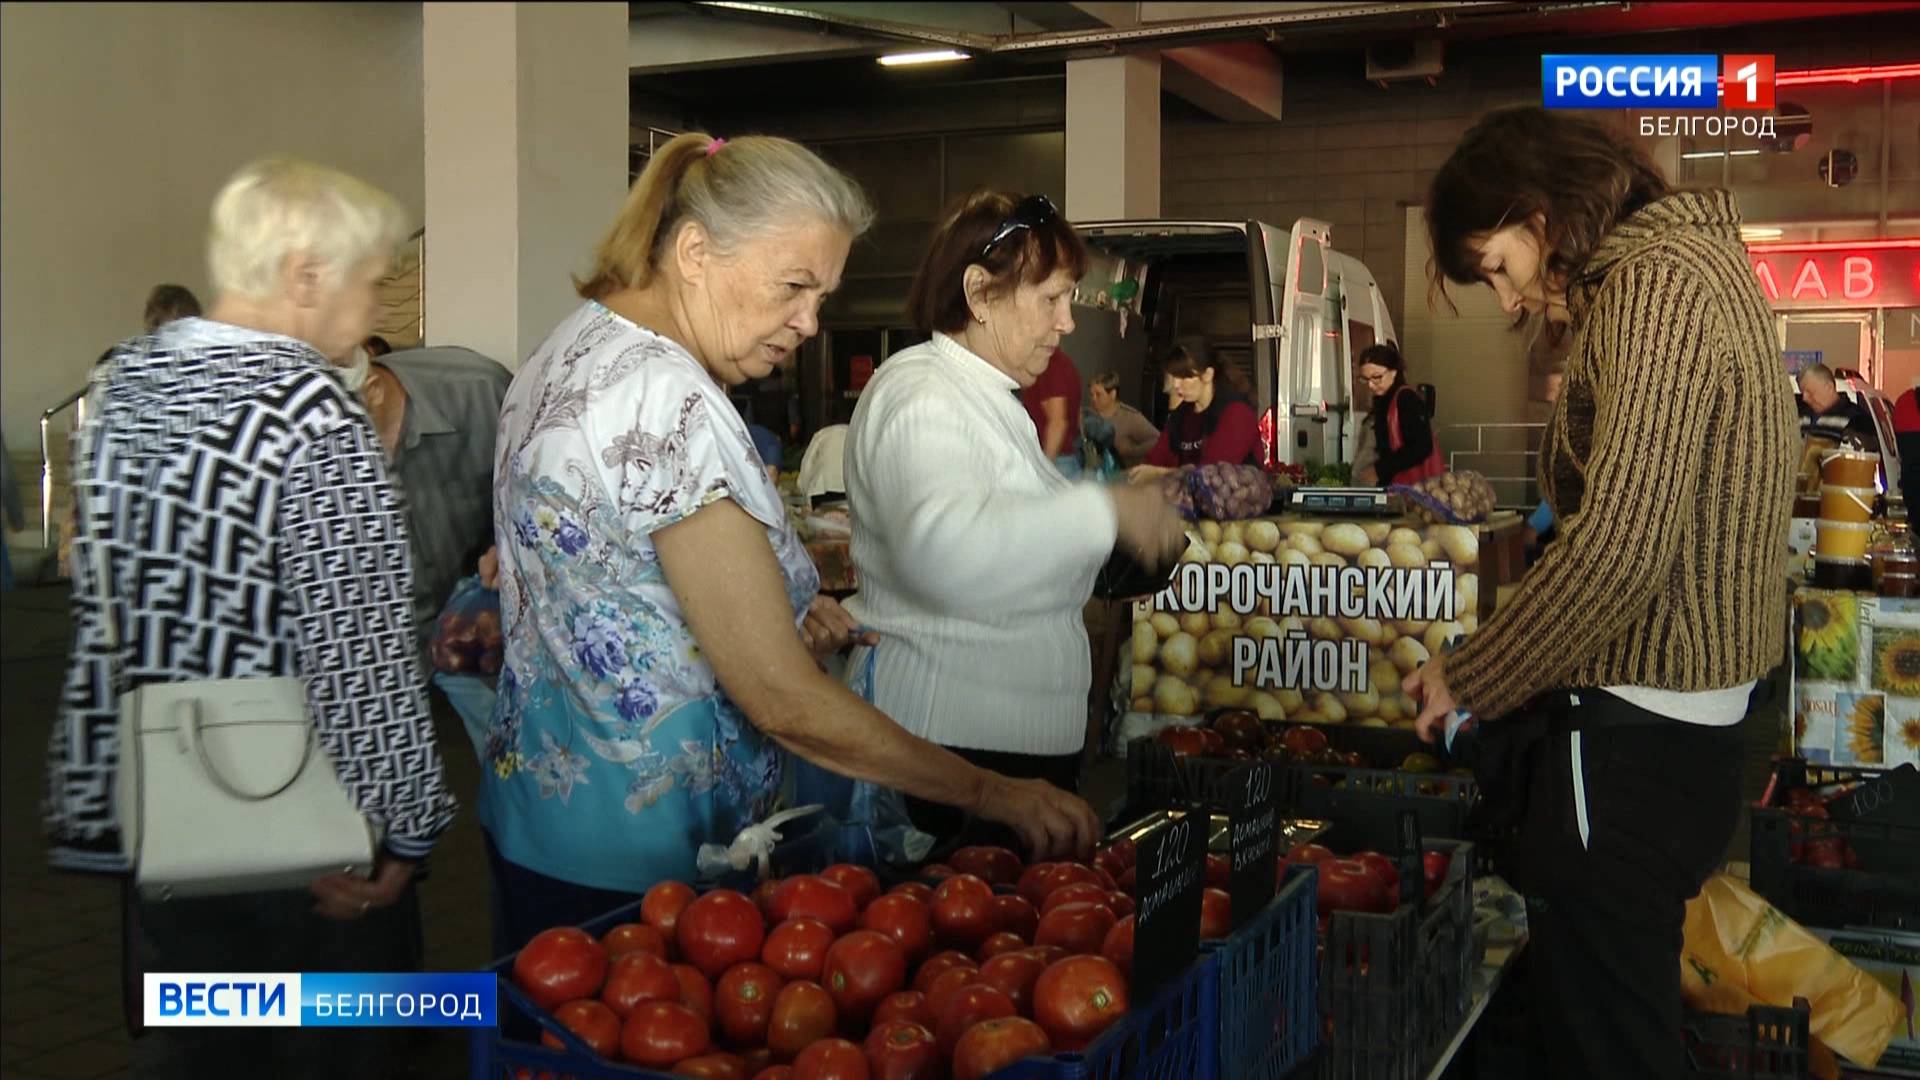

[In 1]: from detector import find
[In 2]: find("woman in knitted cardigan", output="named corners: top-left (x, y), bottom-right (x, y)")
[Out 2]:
top-left (1409, 107), bottom-right (1797, 1080)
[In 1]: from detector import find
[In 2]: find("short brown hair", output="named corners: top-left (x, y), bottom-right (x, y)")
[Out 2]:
top-left (905, 190), bottom-right (1087, 335)
top-left (143, 283), bottom-right (201, 331)
top-left (1425, 106), bottom-right (1671, 316)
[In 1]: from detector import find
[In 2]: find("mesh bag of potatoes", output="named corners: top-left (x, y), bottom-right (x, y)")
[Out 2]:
top-left (1157, 463), bottom-right (1276, 522)
top-left (1393, 470), bottom-right (1498, 525)
top-left (1122, 516), bottom-right (1482, 734)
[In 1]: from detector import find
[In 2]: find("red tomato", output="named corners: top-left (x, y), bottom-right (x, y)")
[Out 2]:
top-left (1116, 866), bottom-right (1136, 892)
top-left (888, 882), bottom-right (935, 905)
top-left (921, 864), bottom-right (958, 880)
top-left (1279, 726), bottom-right (1329, 756)
top-left (823, 930), bottom-right (908, 1024)
top-left (645, 881), bottom-right (699, 942)
top-left (514, 928), bottom-right (609, 1012)
top-left (673, 964), bottom-right (714, 1025)
top-left (949, 846), bottom-right (1024, 886)
top-left (1032, 956), bottom-right (1128, 1052)
top-left (1351, 851), bottom-right (1402, 908)
top-left (1084, 865), bottom-right (1118, 891)
top-left (1091, 846), bottom-right (1129, 882)
top-left (621, 1000), bottom-right (711, 1068)
top-left (934, 983), bottom-right (1017, 1055)
top-left (1286, 843), bottom-right (1334, 867)
top-left (1036, 864), bottom-right (1105, 901)
top-left (792, 1038), bottom-right (872, 1080)
top-left (740, 1048), bottom-right (776, 1077)
top-left (871, 991), bottom-right (934, 1031)
top-left (1318, 859), bottom-right (1392, 916)
top-left (1106, 892), bottom-right (1135, 919)
top-left (674, 1053), bottom-right (748, 1080)
top-left (767, 981), bottom-right (837, 1060)
top-left (604, 922), bottom-right (670, 960)
top-left (1156, 725), bottom-right (1218, 757)
top-left (1422, 851), bottom-right (1452, 901)
top-left (715, 962), bottom-right (786, 1048)
top-left (820, 864), bottom-right (883, 912)
top-left (752, 1068), bottom-right (794, 1080)
top-left (859, 895), bottom-right (933, 962)
top-left (1015, 863), bottom-right (1061, 907)
top-left (541, 998), bottom-right (621, 1057)
top-left (911, 951), bottom-right (976, 994)
top-left (1101, 917), bottom-right (1134, 976)
top-left (862, 1020), bottom-right (941, 1080)
top-left (1106, 838), bottom-right (1136, 869)
top-left (930, 875), bottom-right (997, 949)
top-left (763, 918), bottom-right (836, 982)
top-left (602, 951), bottom-right (681, 1018)
top-left (1020, 945), bottom-right (1070, 969)
top-left (922, 967), bottom-right (977, 1019)
top-left (679, 890), bottom-right (769, 979)
top-left (754, 879), bottom-right (784, 923)
top-left (976, 932), bottom-right (1028, 961)
top-left (989, 895), bottom-right (1038, 941)
top-left (972, 951), bottom-right (1046, 1015)
top-left (1204, 853), bottom-right (1231, 890)
top-left (952, 1016), bottom-right (1053, 1080)
top-left (1033, 902), bottom-right (1116, 956)
top-left (1200, 888), bottom-right (1232, 939)
top-left (768, 876), bottom-right (858, 935)
top-left (1040, 882), bottom-right (1109, 916)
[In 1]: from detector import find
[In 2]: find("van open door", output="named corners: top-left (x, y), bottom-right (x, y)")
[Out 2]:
top-left (1264, 219), bottom-right (1343, 468)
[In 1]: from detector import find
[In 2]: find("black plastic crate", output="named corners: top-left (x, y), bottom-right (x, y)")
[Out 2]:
top-left (1749, 759), bottom-right (1920, 932)
top-left (1683, 999), bottom-right (1813, 1078)
top-left (1124, 736), bottom-right (1303, 816)
top-left (1288, 765), bottom-right (1477, 855)
top-left (1315, 839), bottom-right (1477, 1080)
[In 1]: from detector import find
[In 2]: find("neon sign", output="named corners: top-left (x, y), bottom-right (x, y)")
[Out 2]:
top-left (1747, 242), bottom-right (1920, 309)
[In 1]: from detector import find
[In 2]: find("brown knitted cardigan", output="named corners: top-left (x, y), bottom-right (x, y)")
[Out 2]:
top-left (1445, 190), bottom-right (1798, 719)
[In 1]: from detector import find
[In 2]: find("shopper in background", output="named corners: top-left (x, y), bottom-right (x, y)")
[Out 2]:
top-left (1798, 363), bottom-right (1879, 451)
top-left (46, 158), bottom-right (458, 1079)
top-left (843, 189), bottom-right (1186, 850)
top-left (141, 283), bottom-right (202, 332)
top-left (1353, 343), bottom-right (1442, 486)
top-left (1128, 341), bottom-right (1260, 481)
top-left (1411, 105), bottom-right (1796, 1080)
top-left (485, 140), bottom-right (1102, 953)
top-left (1022, 346), bottom-right (1084, 477)
top-left (1894, 382), bottom-right (1920, 516)
top-left (362, 333), bottom-right (392, 358)
top-left (1084, 371), bottom-right (1160, 468)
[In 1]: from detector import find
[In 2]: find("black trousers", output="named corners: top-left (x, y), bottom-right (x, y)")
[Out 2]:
top-left (1492, 690), bottom-right (1744, 1080)
top-left (903, 747), bottom-right (1082, 858)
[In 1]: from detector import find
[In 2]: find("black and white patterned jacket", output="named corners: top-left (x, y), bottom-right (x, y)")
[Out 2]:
top-left (44, 319), bottom-right (459, 872)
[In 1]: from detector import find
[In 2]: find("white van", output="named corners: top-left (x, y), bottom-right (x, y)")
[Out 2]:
top-left (1064, 217), bottom-right (1400, 470)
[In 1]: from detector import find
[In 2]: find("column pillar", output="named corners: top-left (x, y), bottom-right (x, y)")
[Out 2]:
top-left (1065, 54), bottom-right (1161, 221)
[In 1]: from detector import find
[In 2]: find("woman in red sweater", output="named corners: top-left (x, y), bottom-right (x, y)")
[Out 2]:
top-left (1127, 343), bottom-right (1260, 482)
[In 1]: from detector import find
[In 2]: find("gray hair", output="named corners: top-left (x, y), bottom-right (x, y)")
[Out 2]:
top-left (1798, 363), bottom-right (1836, 388)
top-left (207, 158), bottom-right (408, 300)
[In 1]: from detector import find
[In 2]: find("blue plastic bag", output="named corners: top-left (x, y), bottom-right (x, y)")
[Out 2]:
top-left (785, 643), bottom-right (934, 868)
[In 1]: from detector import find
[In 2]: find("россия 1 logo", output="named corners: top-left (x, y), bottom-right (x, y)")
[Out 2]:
top-left (1542, 55), bottom-right (1775, 109)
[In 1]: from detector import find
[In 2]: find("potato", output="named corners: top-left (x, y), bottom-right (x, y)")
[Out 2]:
top-left (1200, 521), bottom-right (1223, 545)
top-left (1390, 636), bottom-right (1430, 674)
top-left (1387, 542), bottom-right (1428, 569)
top-left (1180, 541), bottom-right (1213, 565)
top-left (1311, 693), bottom-right (1348, 723)
top-left (1398, 693), bottom-right (1420, 717)
top-left (1205, 674), bottom-right (1252, 709)
top-left (1211, 610), bottom-right (1244, 632)
top-left (1245, 520), bottom-right (1281, 553)
top-left (1246, 690), bottom-right (1287, 721)
top-left (1388, 528), bottom-right (1423, 549)
top-left (1355, 547), bottom-right (1392, 570)
top-left (1340, 688), bottom-right (1380, 717)
top-left (1275, 687), bottom-right (1305, 712)
top-left (1174, 613), bottom-right (1208, 638)
top-left (1131, 663), bottom-right (1158, 695)
top-left (1132, 696), bottom-right (1154, 713)
top-left (1151, 613), bottom-right (1181, 639)
top-left (1381, 626), bottom-right (1400, 646)
top-left (1461, 613), bottom-right (1480, 634)
top-left (1216, 541), bottom-right (1250, 567)
top-left (1161, 632), bottom-right (1200, 677)
top-left (1359, 717), bottom-right (1391, 728)
top-left (1378, 696), bottom-right (1405, 721)
top-left (1221, 522), bottom-right (1246, 548)
top-left (1245, 616), bottom-right (1284, 640)
top-left (1287, 531), bottom-right (1324, 556)
top-left (1364, 521), bottom-right (1394, 545)
top-left (1250, 551), bottom-right (1277, 566)
top-left (1310, 617), bottom-right (1343, 641)
top-left (1396, 618), bottom-right (1431, 638)
top-left (1293, 710), bottom-right (1330, 725)
top-left (1321, 522), bottom-right (1371, 557)
top-left (1280, 547), bottom-right (1313, 569)
top-left (1434, 525), bottom-right (1480, 567)
top-left (1340, 616), bottom-right (1386, 645)
top-left (1391, 718), bottom-right (1418, 731)
top-left (1280, 521), bottom-right (1325, 538)
top-left (1198, 629), bottom-right (1236, 669)
top-left (1370, 653), bottom-right (1403, 695)
top-left (1153, 674), bottom-right (1199, 716)
top-left (1424, 620), bottom-right (1467, 654)
top-left (1132, 621), bottom-right (1159, 664)
top-left (1422, 538), bottom-right (1445, 562)
top-left (1455, 573), bottom-right (1480, 620)
top-left (1311, 552), bottom-right (1347, 569)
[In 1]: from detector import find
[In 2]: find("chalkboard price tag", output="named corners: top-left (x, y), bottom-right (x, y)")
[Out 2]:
top-left (1826, 763), bottom-right (1919, 830)
top-left (1131, 811), bottom-right (1205, 1001)
top-left (1227, 760), bottom-right (1280, 927)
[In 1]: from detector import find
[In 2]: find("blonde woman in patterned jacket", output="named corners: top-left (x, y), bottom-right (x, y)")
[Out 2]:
top-left (46, 159), bottom-right (457, 1079)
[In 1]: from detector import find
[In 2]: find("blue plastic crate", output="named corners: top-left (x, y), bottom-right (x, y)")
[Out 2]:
top-left (1206, 864), bottom-right (1318, 1080)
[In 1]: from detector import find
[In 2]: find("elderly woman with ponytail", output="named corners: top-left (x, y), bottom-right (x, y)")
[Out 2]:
top-left (484, 135), bottom-right (1102, 952)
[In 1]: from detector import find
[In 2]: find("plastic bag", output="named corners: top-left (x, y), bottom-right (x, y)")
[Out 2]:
top-left (430, 575), bottom-right (502, 676)
top-left (1681, 873), bottom-right (1903, 1076)
top-left (1392, 470), bottom-right (1499, 525)
top-left (1158, 463), bottom-right (1274, 521)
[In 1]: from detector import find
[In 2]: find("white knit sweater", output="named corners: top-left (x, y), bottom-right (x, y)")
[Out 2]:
top-left (844, 333), bottom-right (1120, 755)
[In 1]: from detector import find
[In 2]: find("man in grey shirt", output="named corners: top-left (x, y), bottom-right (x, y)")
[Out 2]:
top-left (354, 344), bottom-right (512, 648)
top-left (1085, 372), bottom-right (1161, 468)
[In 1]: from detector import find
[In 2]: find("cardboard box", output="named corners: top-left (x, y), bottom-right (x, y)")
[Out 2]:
top-left (1815, 928), bottom-right (1920, 1077)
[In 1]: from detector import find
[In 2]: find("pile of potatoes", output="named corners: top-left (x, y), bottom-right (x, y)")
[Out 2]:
top-left (1125, 516), bottom-right (1483, 729)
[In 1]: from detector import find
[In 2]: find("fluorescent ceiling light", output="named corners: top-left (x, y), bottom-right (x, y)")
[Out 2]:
top-left (878, 50), bottom-right (969, 67)
top-left (1740, 226), bottom-right (1784, 240)
top-left (1681, 148), bottom-right (1763, 160)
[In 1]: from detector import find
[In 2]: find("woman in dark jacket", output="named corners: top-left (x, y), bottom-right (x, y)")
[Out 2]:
top-left (1128, 342), bottom-right (1260, 482)
top-left (1355, 343), bottom-right (1439, 486)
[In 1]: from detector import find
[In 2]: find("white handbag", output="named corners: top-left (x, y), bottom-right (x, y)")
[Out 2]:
top-left (91, 437), bottom-right (377, 900)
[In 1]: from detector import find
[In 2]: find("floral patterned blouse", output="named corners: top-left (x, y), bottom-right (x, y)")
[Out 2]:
top-left (482, 302), bottom-right (817, 893)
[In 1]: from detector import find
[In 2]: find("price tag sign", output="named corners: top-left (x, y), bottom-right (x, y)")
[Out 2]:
top-left (1827, 763), bottom-right (1919, 829)
top-left (1131, 811), bottom-right (1205, 1001)
top-left (1227, 760), bottom-right (1280, 927)
top-left (1396, 809), bottom-right (1424, 908)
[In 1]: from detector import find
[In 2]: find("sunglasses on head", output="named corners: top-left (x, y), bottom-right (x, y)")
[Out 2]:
top-left (981, 194), bottom-right (1060, 259)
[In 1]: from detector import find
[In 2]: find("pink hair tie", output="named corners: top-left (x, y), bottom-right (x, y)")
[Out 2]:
top-left (705, 138), bottom-right (726, 157)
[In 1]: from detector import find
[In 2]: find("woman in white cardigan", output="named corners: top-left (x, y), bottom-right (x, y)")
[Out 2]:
top-left (844, 191), bottom-right (1187, 849)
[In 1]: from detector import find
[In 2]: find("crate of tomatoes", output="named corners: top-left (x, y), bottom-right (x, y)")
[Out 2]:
top-left (477, 839), bottom-right (1225, 1080)
top-left (1749, 758), bottom-right (1919, 932)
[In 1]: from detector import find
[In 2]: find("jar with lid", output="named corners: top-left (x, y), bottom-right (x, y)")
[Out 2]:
top-left (1874, 521), bottom-right (1918, 597)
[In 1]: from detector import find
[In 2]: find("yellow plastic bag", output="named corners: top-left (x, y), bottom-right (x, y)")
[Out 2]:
top-left (1681, 874), bottom-right (1902, 1076)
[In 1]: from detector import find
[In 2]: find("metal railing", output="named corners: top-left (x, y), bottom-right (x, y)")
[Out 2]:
top-left (39, 387), bottom-right (85, 549)
top-left (1441, 421), bottom-right (1545, 507)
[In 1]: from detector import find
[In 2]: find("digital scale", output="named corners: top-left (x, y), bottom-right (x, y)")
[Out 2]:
top-left (1287, 486), bottom-right (1402, 517)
